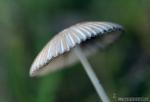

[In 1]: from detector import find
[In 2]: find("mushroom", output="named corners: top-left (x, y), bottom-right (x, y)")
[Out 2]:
top-left (30, 21), bottom-right (124, 102)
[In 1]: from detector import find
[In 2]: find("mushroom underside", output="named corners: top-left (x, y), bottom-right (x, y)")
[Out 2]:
top-left (33, 31), bottom-right (122, 76)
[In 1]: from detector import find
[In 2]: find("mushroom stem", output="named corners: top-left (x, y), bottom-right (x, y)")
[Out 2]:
top-left (74, 46), bottom-right (110, 102)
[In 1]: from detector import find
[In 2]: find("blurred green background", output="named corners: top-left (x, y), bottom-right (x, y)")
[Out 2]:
top-left (0, 0), bottom-right (150, 102)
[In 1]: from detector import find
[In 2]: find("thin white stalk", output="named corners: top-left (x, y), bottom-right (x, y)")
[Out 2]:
top-left (73, 46), bottom-right (110, 102)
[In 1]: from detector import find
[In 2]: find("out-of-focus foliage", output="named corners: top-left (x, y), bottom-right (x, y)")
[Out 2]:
top-left (0, 0), bottom-right (150, 102)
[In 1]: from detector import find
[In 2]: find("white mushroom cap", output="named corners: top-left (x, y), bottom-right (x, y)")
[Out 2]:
top-left (30, 21), bottom-right (123, 77)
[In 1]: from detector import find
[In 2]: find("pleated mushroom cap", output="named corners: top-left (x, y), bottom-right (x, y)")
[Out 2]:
top-left (30, 21), bottom-right (124, 77)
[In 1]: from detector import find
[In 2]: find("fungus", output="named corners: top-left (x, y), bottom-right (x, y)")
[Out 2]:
top-left (30, 21), bottom-right (124, 102)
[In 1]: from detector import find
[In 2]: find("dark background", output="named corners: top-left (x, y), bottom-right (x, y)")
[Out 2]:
top-left (0, 0), bottom-right (150, 102)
